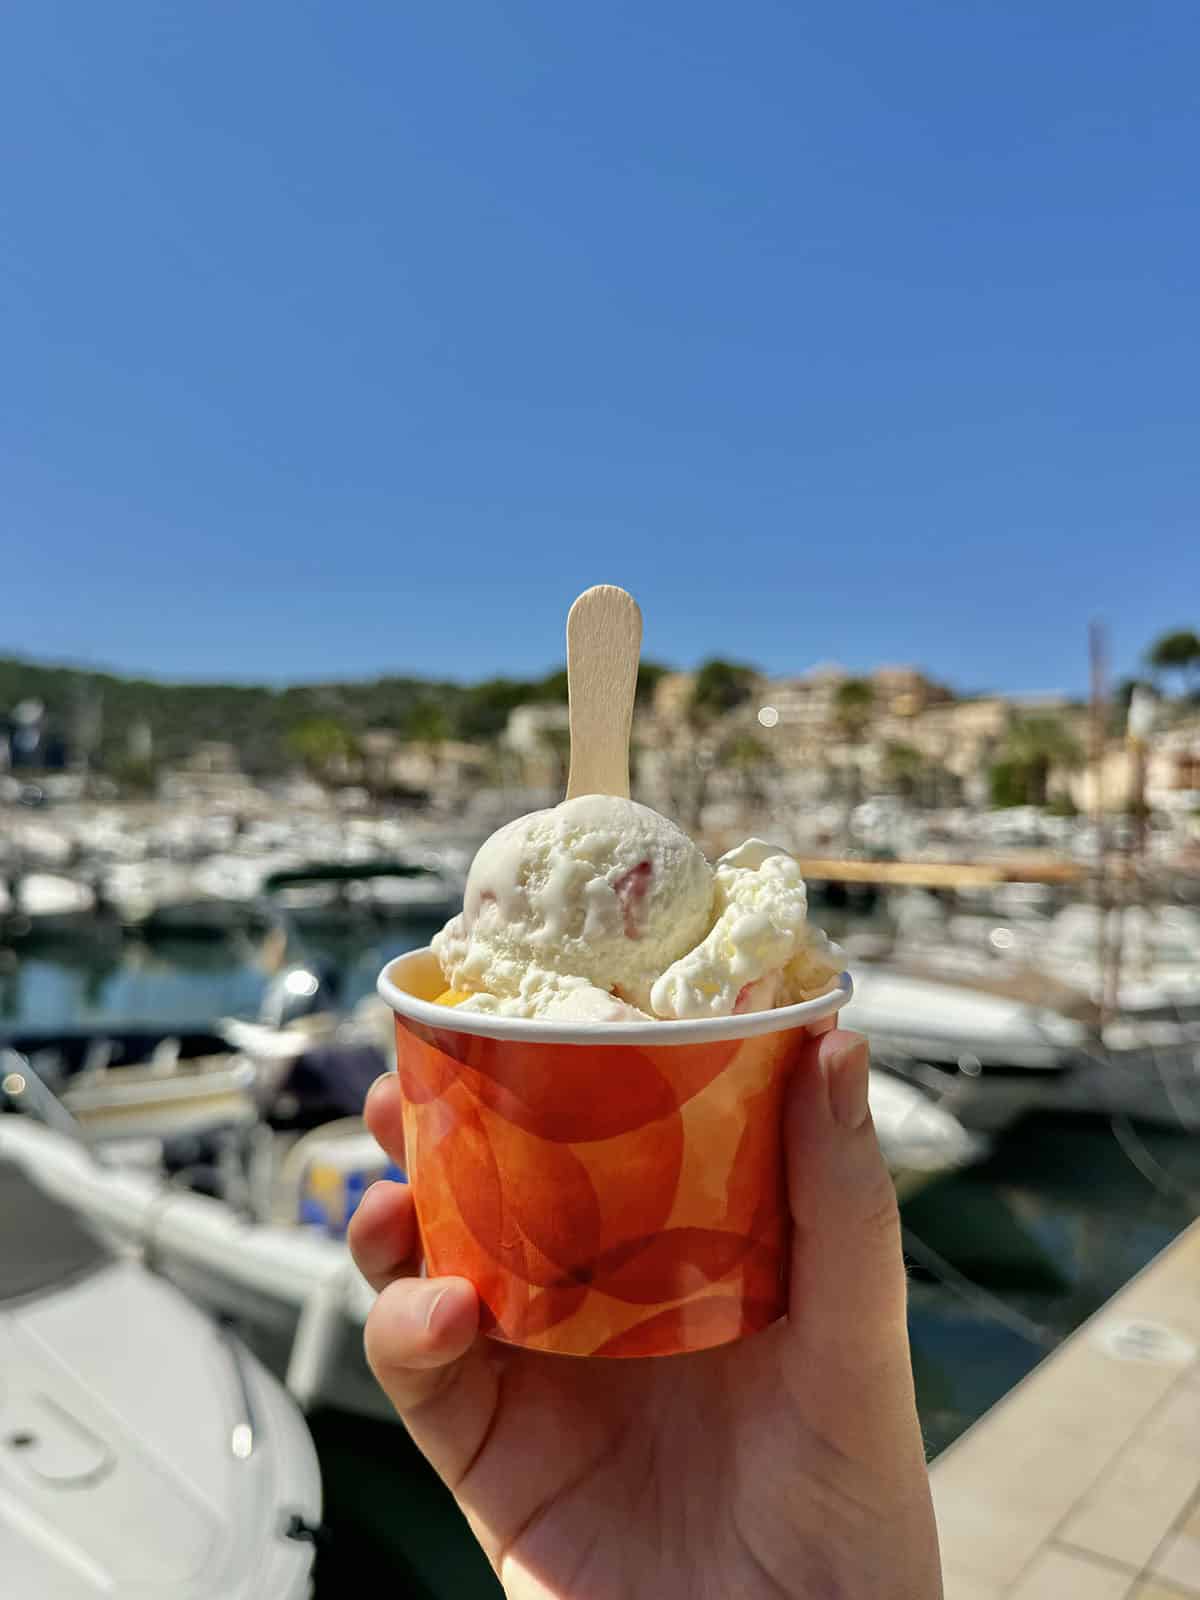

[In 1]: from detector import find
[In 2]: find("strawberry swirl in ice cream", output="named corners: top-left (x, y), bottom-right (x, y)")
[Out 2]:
top-left (431, 793), bottom-right (841, 1022)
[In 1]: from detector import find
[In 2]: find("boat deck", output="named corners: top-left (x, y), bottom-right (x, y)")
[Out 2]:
top-left (932, 1217), bottom-right (1200, 1597)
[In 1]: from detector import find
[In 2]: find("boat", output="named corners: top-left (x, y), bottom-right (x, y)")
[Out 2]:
top-left (0, 1009), bottom-right (400, 1418)
top-left (1031, 903), bottom-right (1200, 1019)
top-left (891, 894), bottom-right (1200, 1023)
top-left (261, 858), bottom-right (464, 934)
top-left (0, 1154), bottom-right (322, 1598)
top-left (59, 1049), bottom-right (262, 1147)
top-left (0, 1071), bottom-right (387, 1422)
top-left (1, 872), bottom-right (116, 945)
top-left (1, 1025), bottom-right (235, 1102)
top-left (105, 859), bottom-right (268, 940)
top-left (842, 963), bottom-right (1088, 1072)
top-left (868, 1071), bottom-right (985, 1199)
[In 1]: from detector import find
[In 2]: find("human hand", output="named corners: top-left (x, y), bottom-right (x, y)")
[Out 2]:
top-left (349, 1028), bottom-right (941, 1598)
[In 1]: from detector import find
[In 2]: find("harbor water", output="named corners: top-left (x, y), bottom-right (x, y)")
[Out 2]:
top-left (5, 922), bottom-right (1200, 1598)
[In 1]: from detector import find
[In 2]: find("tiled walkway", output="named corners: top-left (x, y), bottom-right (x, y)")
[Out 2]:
top-left (932, 1219), bottom-right (1200, 1599)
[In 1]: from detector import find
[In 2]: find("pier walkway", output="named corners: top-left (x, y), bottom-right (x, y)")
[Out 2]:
top-left (933, 1218), bottom-right (1200, 1598)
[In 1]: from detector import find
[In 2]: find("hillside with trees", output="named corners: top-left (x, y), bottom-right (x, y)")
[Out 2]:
top-left (0, 655), bottom-right (670, 778)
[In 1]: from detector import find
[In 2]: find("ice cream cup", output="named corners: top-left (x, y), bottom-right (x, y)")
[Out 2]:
top-left (377, 949), bottom-right (853, 1358)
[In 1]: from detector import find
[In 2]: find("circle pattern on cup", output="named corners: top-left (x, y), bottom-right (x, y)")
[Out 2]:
top-left (395, 1015), bottom-right (806, 1356)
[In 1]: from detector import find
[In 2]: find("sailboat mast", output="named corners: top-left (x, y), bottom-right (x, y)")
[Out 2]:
top-left (1088, 621), bottom-right (1112, 1022)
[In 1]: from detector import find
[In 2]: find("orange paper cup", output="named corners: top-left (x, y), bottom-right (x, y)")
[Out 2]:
top-left (377, 949), bottom-right (852, 1358)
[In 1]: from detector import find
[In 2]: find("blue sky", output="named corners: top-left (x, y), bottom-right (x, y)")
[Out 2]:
top-left (4, 2), bottom-right (1197, 695)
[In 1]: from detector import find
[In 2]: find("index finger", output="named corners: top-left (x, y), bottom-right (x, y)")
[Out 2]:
top-left (363, 1070), bottom-right (407, 1167)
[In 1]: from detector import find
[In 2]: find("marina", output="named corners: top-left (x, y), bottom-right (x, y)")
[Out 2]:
top-left (4, 631), bottom-right (1200, 1594)
top-left (7, 9), bottom-right (1200, 1590)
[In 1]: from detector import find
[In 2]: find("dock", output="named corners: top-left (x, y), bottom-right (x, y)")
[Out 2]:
top-left (932, 1218), bottom-right (1200, 1598)
top-left (795, 855), bottom-right (1090, 889)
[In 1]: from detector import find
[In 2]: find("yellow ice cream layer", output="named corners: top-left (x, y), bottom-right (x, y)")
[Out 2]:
top-left (433, 988), bottom-right (471, 1007)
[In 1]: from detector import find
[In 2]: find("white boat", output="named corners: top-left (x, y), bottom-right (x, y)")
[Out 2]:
top-left (0, 1155), bottom-right (321, 1599)
top-left (895, 898), bottom-right (1200, 1021)
top-left (868, 1071), bottom-right (984, 1199)
top-left (843, 963), bottom-right (1087, 1070)
top-left (1, 1024), bottom-right (394, 1418)
top-left (2, 872), bottom-right (106, 941)
top-left (1032, 903), bottom-right (1200, 1017)
top-left (261, 859), bottom-right (464, 932)
top-left (60, 1048), bottom-right (263, 1144)
top-left (104, 859), bottom-right (264, 938)
top-left (0, 1104), bottom-right (385, 1422)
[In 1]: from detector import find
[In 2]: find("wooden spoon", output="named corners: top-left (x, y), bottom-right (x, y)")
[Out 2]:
top-left (565, 585), bottom-right (643, 800)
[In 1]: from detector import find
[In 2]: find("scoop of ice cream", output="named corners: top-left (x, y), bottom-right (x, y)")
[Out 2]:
top-left (649, 839), bottom-right (842, 1019)
top-left (777, 927), bottom-right (845, 1006)
top-left (454, 971), bottom-right (651, 1022)
top-left (432, 794), bottom-right (714, 1014)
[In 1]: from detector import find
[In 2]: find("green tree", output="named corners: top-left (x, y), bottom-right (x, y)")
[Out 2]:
top-left (533, 668), bottom-right (570, 703)
top-left (719, 729), bottom-right (774, 813)
top-left (988, 759), bottom-right (1023, 808)
top-left (881, 740), bottom-right (923, 799)
top-left (109, 755), bottom-right (160, 796)
top-left (690, 659), bottom-right (759, 722)
top-left (457, 679), bottom-right (532, 741)
top-left (1147, 628), bottom-right (1200, 698)
top-left (833, 678), bottom-right (875, 742)
top-left (285, 717), bottom-right (359, 778)
top-left (989, 715), bottom-right (1083, 808)
top-left (403, 701), bottom-right (453, 784)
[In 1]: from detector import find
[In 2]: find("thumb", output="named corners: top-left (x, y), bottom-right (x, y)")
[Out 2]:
top-left (775, 1028), bottom-right (938, 1582)
top-left (781, 1028), bottom-right (911, 1385)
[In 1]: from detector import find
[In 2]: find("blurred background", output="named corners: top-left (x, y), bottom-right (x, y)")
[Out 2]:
top-left (3, 5), bottom-right (1199, 1598)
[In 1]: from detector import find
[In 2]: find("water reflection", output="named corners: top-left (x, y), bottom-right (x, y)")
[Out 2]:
top-left (0, 920), bottom-right (437, 1031)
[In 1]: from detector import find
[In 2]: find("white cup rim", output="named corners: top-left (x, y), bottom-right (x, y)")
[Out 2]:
top-left (377, 947), bottom-right (853, 1046)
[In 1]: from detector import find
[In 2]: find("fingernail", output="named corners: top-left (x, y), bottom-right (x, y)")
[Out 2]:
top-left (410, 1282), bottom-right (449, 1331)
top-left (827, 1038), bottom-right (870, 1129)
top-left (365, 1071), bottom-right (393, 1103)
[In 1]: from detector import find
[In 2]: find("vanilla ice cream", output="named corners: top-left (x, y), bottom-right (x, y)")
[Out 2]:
top-left (650, 839), bottom-right (839, 1019)
top-left (432, 795), bottom-right (714, 1015)
top-left (431, 796), bottom-right (841, 1023)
